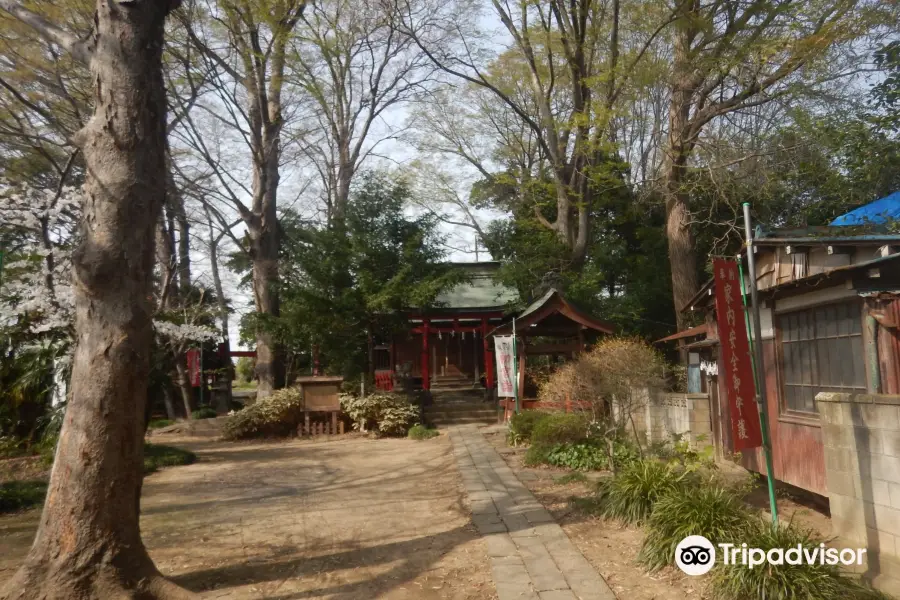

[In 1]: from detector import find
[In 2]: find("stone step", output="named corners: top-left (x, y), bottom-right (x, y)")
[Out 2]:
top-left (429, 416), bottom-right (497, 427)
top-left (425, 403), bottom-right (495, 414)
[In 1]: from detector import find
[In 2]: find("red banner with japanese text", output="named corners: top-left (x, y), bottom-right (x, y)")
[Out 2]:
top-left (186, 349), bottom-right (201, 387)
top-left (713, 259), bottom-right (763, 452)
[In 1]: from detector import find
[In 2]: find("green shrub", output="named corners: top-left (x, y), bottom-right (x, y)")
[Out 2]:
top-left (340, 392), bottom-right (420, 436)
top-left (640, 483), bottom-right (755, 572)
top-left (191, 407), bottom-right (218, 420)
top-left (36, 433), bottom-right (58, 466)
top-left (0, 480), bottom-right (48, 514)
top-left (592, 459), bottom-right (686, 524)
top-left (524, 443), bottom-right (553, 466)
top-left (546, 442), bottom-right (608, 471)
top-left (147, 418), bottom-right (174, 430)
top-left (143, 443), bottom-right (196, 474)
top-left (0, 435), bottom-right (27, 458)
top-left (531, 413), bottom-right (589, 447)
top-left (223, 387), bottom-right (305, 439)
top-left (709, 521), bottom-right (889, 600)
top-left (408, 424), bottom-right (439, 440)
top-left (507, 410), bottom-right (551, 445)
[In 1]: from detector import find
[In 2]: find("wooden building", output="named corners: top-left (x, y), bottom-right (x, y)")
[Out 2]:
top-left (384, 262), bottom-right (518, 391)
top-left (681, 229), bottom-right (900, 496)
top-left (380, 263), bottom-right (614, 398)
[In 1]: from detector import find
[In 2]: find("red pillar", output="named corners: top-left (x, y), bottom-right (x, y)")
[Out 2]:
top-left (422, 319), bottom-right (430, 390)
top-left (482, 318), bottom-right (493, 390)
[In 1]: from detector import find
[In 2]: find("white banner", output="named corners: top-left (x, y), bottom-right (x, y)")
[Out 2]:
top-left (494, 335), bottom-right (516, 397)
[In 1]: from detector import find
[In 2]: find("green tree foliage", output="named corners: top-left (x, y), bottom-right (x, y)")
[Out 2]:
top-left (255, 172), bottom-right (464, 380)
top-left (478, 165), bottom-right (675, 338)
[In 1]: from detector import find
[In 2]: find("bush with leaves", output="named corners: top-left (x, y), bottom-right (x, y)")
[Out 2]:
top-left (592, 459), bottom-right (688, 524)
top-left (222, 387), bottom-right (305, 440)
top-left (340, 392), bottom-right (420, 436)
top-left (0, 480), bottom-right (48, 514)
top-left (538, 338), bottom-right (667, 421)
top-left (531, 413), bottom-right (590, 446)
top-left (408, 424), bottom-right (439, 440)
top-left (639, 482), bottom-right (755, 572)
top-left (709, 520), bottom-right (889, 600)
top-left (546, 441), bottom-right (608, 471)
top-left (191, 407), bottom-right (218, 420)
top-left (507, 410), bottom-right (551, 446)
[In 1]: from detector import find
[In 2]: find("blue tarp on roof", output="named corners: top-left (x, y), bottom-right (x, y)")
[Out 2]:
top-left (830, 191), bottom-right (900, 226)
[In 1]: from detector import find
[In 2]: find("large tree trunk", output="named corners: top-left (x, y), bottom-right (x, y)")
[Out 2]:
top-left (664, 14), bottom-right (701, 330)
top-left (251, 147), bottom-right (284, 398)
top-left (0, 1), bottom-right (193, 599)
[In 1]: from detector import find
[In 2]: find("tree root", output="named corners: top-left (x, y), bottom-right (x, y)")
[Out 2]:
top-left (0, 566), bottom-right (198, 600)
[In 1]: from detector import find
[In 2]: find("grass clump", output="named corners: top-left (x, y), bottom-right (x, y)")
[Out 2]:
top-left (223, 387), bottom-right (305, 439)
top-left (147, 418), bottom-right (174, 430)
top-left (709, 521), bottom-right (889, 600)
top-left (0, 480), bottom-right (48, 514)
top-left (592, 459), bottom-right (685, 524)
top-left (191, 407), bottom-right (218, 420)
top-left (507, 410), bottom-right (551, 445)
top-left (640, 482), bottom-right (755, 571)
top-left (143, 443), bottom-right (196, 474)
top-left (408, 424), bottom-right (439, 440)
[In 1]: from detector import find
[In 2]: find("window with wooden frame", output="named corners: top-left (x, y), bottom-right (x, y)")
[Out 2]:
top-left (778, 300), bottom-right (866, 415)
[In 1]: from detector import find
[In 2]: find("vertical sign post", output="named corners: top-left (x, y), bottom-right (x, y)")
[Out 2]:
top-left (741, 202), bottom-right (779, 525)
top-left (495, 335), bottom-right (515, 402)
top-left (512, 318), bottom-right (520, 415)
top-left (712, 258), bottom-right (764, 453)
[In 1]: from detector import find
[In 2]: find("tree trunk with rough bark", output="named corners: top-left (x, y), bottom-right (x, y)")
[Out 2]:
top-left (0, 1), bottom-right (194, 598)
top-left (251, 148), bottom-right (284, 398)
top-left (664, 14), bottom-right (701, 330)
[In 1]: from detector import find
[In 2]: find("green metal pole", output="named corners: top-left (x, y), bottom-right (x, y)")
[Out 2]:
top-left (741, 202), bottom-right (779, 526)
top-left (512, 318), bottom-right (520, 414)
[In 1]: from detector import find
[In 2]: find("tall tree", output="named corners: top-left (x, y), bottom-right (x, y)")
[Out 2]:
top-left (662, 0), bottom-right (895, 324)
top-left (176, 0), bottom-right (307, 397)
top-left (401, 0), bottom-right (673, 267)
top-left (290, 0), bottom-right (435, 225)
top-left (0, 1), bottom-right (194, 599)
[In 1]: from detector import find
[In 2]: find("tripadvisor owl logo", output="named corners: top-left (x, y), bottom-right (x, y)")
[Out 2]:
top-left (674, 534), bottom-right (868, 576)
top-left (675, 535), bottom-right (716, 576)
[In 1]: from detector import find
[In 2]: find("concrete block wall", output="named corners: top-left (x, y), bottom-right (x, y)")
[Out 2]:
top-left (817, 392), bottom-right (900, 595)
top-left (626, 389), bottom-right (712, 449)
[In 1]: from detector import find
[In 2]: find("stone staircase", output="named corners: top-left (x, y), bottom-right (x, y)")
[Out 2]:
top-left (425, 375), bottom-right (498, 428)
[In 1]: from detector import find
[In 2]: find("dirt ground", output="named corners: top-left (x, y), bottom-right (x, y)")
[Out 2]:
top-left (0, 434), bottom-right (496, 600)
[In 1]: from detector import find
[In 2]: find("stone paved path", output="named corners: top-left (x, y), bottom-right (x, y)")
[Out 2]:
top-left (450, 425), bottom-right (617, 600)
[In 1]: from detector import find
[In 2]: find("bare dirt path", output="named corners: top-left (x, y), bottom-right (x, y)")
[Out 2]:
top-left (0, 434), bottom-right (496, 600)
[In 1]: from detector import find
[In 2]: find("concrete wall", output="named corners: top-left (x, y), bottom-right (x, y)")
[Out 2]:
top-left (627, 390), bottom-right (712, 448)
top-left (817, 391), bottom-right (900, 595)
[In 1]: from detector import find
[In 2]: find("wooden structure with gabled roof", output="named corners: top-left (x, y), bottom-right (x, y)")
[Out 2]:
top-left (489, 288), bottom-right (615, 408)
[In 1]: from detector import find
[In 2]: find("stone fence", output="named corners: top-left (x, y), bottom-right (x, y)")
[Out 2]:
top-left (817, 392), bottom-right (900, 595)
top-left (623, 389), bottom-right (712, 448)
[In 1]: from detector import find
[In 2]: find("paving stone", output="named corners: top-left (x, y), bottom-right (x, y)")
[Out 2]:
top-left (524, 508), bottom-right (556, 524)
top-left (449, 425), bottom-right (616, 600)
top-left (539, 591), bottom-right (577, 600)
top-left (485, 532), bottom-right (520, 557)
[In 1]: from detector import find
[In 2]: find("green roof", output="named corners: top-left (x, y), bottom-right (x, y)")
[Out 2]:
top-left (435, 262), bottom-right (519, 310)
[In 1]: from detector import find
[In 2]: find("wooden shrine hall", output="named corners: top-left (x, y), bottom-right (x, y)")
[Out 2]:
top-left (376, 262), bottom-right (614, 395)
